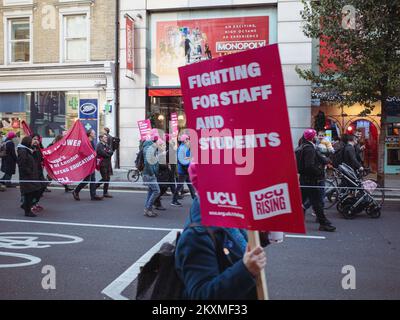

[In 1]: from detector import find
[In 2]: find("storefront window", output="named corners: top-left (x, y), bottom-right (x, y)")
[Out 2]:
top-left (1, 90), bottom-right (104, 147)
top-left (149, 7), bottom-right (277, 87)
top-left (387, 148), bottom-right (400, 166)
top-left (148, 96), bottom-right (186, 134)
top-left (387, 123), bottom-right (400, 136)
top-left (0, 92), bottom-right (30, 138)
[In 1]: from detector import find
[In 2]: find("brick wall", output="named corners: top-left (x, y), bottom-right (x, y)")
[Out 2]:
top-left (0, 0), bottom-right (116, 65)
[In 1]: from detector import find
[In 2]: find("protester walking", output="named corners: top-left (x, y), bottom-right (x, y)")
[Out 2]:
top-left (175, 162), bottom-right (267, 300)
top-left (72, 129), bottom-right (103, 201)
top-left (153, 138), bottom-right (176, 211)
top-left (343, 134), bottom-right (364, 172)
top-left (17, 136), bottom-right (46, 217)
top-left (30, 134), bottom-right (48, 213)
top-left (297, 129), bottom-right (336, 232)
top-left (95, 133), bottom-right (114, 198)
top-left (142, 131), bottom-right (160, 217)
top-left (0, 131), bottom-right (18, 190)
top-left (171, 135), bottom-right (196, 206)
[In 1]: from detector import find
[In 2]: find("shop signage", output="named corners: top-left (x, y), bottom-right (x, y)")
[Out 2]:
top-left (79, 99), bottom-right (98, 119)
top-left (154, 15), bottom-right (270, 86)
top-left (126, 15), bottom-right (135, 74)
top-left (385, 136), bottom-right (399, 144)
top-left (179, 44), bottom-right (305, 233)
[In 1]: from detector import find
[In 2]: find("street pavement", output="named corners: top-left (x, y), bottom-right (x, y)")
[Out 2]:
top-left (0, 186), bottom-right (399, 300)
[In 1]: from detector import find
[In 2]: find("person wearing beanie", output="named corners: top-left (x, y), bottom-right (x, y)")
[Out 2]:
top-left (175, 162), bottom-right (267, 300)
top-left (171, 134), bottom-right (196, 206)
top-left (1, 131), bottom-right (18, 190)
top-left (17, 136), bottom-right (46, 217)
top-left (298, 129), bottom-right (336, 232)
top-left (142, 129), bottom-right (161, 217)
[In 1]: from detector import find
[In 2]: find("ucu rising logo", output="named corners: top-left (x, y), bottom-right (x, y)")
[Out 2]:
top-left (80, 103), bottom-right (97, 116)
top-left (250, 183), bottom-right (292, 220)
top-left (207, 192), bottom-right (238, 207)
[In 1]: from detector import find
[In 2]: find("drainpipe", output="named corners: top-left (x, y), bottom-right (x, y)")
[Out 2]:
top-left (115, 0), bottom-right (120, 168)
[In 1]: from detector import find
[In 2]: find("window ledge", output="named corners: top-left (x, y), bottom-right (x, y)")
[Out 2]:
top-left (55, 0), bottom-right (95, 8)
top-left (0, 4), bottom-right (35, 11)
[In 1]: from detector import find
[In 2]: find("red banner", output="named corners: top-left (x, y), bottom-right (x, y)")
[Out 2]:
top-left (138, 120), bottom-right (152, 141)
top-left (126, 16), bottom-right (134, 72)
top-left (42, 121), bottom-right (96, 184)
top-left (178, 44), bottom-right (306, 233)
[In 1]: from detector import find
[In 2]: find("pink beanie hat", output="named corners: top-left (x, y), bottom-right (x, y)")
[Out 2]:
top-left (150, 129), bottom-right (159, 141)
top-left (180, 134), bottom-right (189, 142)
top-left (303, 129), bottom-right (317, 141)
top-left (7, 131), bottom-right (17, 139)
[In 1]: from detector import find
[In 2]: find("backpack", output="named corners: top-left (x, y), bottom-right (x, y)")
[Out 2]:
top-left (295, 144), bottom-right (305, 174)
top-left (136, 232), bottom-right (183, 300)
top-left (135, 149), bottom-right (145, 172)
top-left (0, 141), bottom-right (9, 158)
top-left (331, 142), bottom-right (345, 168)
top-left (135, 225), bottom-right (228, 300)
top-left (111, 137), bottom-right (120, 151)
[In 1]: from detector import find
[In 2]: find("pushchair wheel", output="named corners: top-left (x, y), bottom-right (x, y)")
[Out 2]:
top-left (341, 204), bottom-right (356, 220)
top-left (366, 207), bottom-right (381, 219)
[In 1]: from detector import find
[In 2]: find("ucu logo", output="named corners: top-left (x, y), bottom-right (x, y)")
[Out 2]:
top-left (207, 192), bottom-right (238, 206)
top-left (254, 188), bottom-right (284, 201)
top-left (80, 103), bottom-right (97, 115)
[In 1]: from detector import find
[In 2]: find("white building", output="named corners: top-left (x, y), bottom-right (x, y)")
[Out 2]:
top-left (118, 0), bottom-right (312, 167)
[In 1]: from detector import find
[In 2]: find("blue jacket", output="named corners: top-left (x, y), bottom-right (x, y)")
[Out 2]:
top-left (175, 197), bottom-right (257, 300)
top-left (143, 140), bottom-right (159, 176)
top-left (177, 143), bottom-right (190, 175)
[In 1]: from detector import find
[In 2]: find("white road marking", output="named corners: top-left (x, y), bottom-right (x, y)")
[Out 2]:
top-left (0, 219), bottom-right (179, 232)
top-left (101, 230), bottom-right (179, 300)
top-left (0, 252), bottom-right (41, 269)
top-left (0, 233), bottom-right (83, 269)
top-left (285, 234), bottom-right (326, 240)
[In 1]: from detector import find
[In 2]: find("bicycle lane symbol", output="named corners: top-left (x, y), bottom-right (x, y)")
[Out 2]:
top-left (0, 232), bottom-right (83, 269)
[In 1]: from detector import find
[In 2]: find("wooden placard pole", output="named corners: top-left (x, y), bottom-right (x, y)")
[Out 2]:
top-left (248, 231), bottom-right (269, 300)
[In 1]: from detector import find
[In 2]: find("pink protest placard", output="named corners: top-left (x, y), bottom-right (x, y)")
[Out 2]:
top-left (138, 120), bottom-right (152, 141)
top-left (170, 112), bottom-right (179, 136)
top-left (178, 44), bottom-right (306, 234)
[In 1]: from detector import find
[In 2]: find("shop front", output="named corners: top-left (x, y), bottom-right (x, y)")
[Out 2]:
top-left (311, 94), bottom-right (400, 175)
top-left (0, 90), bottom-right (107, 147)
top-left (147, 7), bottom-right (277, 135)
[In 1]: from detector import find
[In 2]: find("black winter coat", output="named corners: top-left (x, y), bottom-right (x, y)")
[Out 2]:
top-left (299, 141), bottom-right (326, 184)
top-left (17, 145), bottom-right (45, 195)
top-left (1, 139), bottom-right (17, 175)
top-left (96, 142), bottom-right (113, 176)
top-left (343, 144), bottom-right (362, 171)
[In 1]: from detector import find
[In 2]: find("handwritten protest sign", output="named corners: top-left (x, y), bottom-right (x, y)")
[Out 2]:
top-left (170, 113), bottom-right (179, 136)
top-left (178, 44), bottom-right (306, 234)
top-left (138, 120), bottom-right (152, 141)
top-left (42, 121), bottom-right (96, 184)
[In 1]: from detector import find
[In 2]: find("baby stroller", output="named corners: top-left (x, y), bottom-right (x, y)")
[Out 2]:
top-left (336, 163), bottom-right (382, 219)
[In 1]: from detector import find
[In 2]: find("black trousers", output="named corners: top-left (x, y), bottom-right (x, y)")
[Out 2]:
top-left (23, 190), bottom-right (43, 214)
top-left (173, 174), bottom-right (196, 202)
top-left (301, 183), bottom-right (328, 224)
top-left (75, 173), bottom-right (97, 199)
top-left (96, 168), bottom-right (111, 195)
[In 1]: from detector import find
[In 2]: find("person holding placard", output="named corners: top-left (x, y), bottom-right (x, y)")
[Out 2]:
top-left (175, 163), bottom-right (267, 300)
